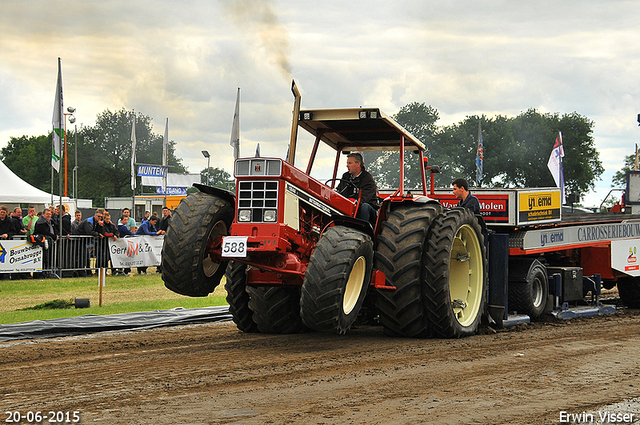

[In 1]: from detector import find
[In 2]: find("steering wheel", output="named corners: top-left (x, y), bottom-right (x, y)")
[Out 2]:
top-left (325, 178), bottom-right (359, 197)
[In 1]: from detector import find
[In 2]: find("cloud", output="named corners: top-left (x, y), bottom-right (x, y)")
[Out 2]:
top-left (2, 0), bottom-right (640, 206)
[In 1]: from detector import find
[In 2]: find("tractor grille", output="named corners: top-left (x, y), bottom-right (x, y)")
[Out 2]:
top-left (237, 180), bottom-right (279, 223)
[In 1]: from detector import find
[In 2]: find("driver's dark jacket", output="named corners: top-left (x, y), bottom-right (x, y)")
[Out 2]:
top-left (336, 170), bottom-right (378, 208)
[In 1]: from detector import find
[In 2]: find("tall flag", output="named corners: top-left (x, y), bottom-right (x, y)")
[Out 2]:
top-left (51, 58), bottom-right (63, 172)
top-left (635, 143), bottom-right (638, 171)
top-left (163, 118), bottom-right (169, 195)
top-left (130, 116), bottom-right (136, 191)
top-left (230, 88), bottom-right (240, 160)
top-left (547, 131), bottom-right (566, 204)
top-left (475, 121), bottom-right (483, 186)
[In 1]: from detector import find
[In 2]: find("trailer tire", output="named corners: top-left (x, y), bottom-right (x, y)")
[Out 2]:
top-left (300, 225), bottom-right (373, 334)
top-left (225, 261), bottom-right (259, 333)
top-left (617, 277), bottom-right (640, 309)
top-left (424, 208), bottom-right (487, 338)
top-left (162, 192), bottom-right (234, 297)
top-left (374, 203), bottom-right (443, 337)
top-left (508, 259), bottom-right (548, 319)
top-left (247, 286), bottom-right (307, 333)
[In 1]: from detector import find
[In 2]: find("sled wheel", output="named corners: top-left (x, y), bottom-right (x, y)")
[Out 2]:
top-left (225, 261), bottom-right (259, 333)
top-left (617, 276), bottom-right (640, 308)
top-left (508, 259), bottom-right (549, 319)
top-left (247, 286), bottom-right (307, 334)
top-left (162, 192), bottom-right (234, 296)
top-left (300, 225), bottom-right (373, 334)
top-left (374, 203), bottom-right (443, 337)
top-left (424, 208), bottom-right (487, 338)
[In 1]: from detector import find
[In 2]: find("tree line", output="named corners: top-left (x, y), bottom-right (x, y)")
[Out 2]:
top-left (2, 104), bottom-right (606, 206)
top-left (368, 103), bottom-right (604, 203)
top-left (2, 109), bottom-right (199, 207)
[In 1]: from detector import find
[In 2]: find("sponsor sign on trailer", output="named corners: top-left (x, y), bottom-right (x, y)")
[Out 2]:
top-left (611, 239), bottom-right (640, 277)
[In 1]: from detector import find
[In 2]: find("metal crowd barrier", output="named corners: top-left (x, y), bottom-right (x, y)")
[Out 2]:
top-left (11, 235), bottom-right (135, 278)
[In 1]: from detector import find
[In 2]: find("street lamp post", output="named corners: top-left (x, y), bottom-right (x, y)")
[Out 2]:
top-left (201, 150), bottom-right (210, 186)
top-left (64, 107), bottom-right (76, 197)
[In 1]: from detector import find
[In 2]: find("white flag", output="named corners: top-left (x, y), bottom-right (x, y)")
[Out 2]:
top-left (51, 58), bottom-right (63, 172)
top-left (230, 88), bottom-right (240, 160)
top-left (547, 131), bottom-right (565, 204)
top-left (131, 116), bottom-right (136, 191)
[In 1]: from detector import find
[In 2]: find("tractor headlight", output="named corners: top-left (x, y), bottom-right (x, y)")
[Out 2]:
top-left (238, 210), bottom-right (251, 222)
top-left (263, 210), bottom-right (277, 222)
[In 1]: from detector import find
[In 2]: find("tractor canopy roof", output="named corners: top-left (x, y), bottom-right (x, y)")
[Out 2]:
top-left (297, 108), bottom-right (425, 153)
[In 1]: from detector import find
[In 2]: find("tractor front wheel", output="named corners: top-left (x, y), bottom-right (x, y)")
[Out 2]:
top-left (162, 192), bottom-right (234, 297)
top-left (300, 226), bottom-right (373, 334)
top-left (225, 261), bottom-right (259, 333)
top-left (247, 286), bottom-right (307, 334)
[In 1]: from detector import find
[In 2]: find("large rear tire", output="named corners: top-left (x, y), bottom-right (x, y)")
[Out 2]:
top-left (225, 261), bottom-right (259, 333)
top-left (374, 203), bottom-right (443, 337)
top-left (300, 225), bottom-right (373, 334)
top-left (247, 286), bottom-right (307, 334)
top-left (508, 258), bottom-right (548, 319)
top-left (617, 276), bottom-right (640, 308)
top-left (424, 208), bottom-right (487, 338)
top-left (162, 192), bottom-right (234, 296)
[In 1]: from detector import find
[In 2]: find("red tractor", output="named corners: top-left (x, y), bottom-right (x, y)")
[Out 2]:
top-left (162, 82), bottom-right (487, 337)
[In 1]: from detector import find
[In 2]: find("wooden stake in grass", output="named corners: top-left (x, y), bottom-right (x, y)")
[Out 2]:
top-left (98, 267), bottom-right (106, 307)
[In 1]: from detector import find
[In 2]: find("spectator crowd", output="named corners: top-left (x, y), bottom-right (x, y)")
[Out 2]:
top-left (0, 205), bottom-right (171, 280)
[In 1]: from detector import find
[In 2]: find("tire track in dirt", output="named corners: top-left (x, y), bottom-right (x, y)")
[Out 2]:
top-left (1, 310), bottom-right (639, 424)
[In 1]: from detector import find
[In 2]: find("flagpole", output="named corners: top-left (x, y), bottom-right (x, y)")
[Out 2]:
top-left (131, 111), bottom-right (136, 220)
top-left (163, 118), bottom-right (168, 207)
top-left (57, 58), bottom-right (64, 278)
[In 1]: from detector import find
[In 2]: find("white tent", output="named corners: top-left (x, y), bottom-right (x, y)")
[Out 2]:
top-left (0, 159), bottom-right (58, 205)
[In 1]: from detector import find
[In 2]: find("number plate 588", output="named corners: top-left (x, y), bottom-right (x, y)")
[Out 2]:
top-left (221, 236), bottom-right (248, 258)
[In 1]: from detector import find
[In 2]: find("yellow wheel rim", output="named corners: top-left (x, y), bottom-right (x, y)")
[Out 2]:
top-left (449, 224), bottom-right (483, 327)
top-left (343, 256), bottom-right (366, 314)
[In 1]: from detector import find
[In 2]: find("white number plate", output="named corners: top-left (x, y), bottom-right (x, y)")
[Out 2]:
top-left (222, 236), bottom-right (248, 258)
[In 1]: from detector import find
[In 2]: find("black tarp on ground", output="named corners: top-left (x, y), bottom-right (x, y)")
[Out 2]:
top-left (0, 306), bottom-right (232, 342)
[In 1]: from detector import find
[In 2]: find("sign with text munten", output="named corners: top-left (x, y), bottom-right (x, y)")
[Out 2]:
top-left (137, 165), bottom-right (167, 177)
top-left (0, 240), bottom-right (43, 272)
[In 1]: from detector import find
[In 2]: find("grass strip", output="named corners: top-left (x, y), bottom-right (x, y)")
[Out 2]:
top-left (0, 271), bottom-right (227, 324)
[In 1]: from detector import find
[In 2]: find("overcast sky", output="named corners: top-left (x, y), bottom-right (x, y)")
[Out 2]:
top-left (1, 0), bottom-right (639, 207)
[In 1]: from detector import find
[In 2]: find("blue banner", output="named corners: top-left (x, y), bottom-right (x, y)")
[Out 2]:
top-left (156, 186), bottom-right (187, 195)
top-left (137, 165), bottom-right (167, 177)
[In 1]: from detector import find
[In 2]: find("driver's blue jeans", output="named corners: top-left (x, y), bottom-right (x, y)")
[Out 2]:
top-left (356, 202), bottom-right (377, 223)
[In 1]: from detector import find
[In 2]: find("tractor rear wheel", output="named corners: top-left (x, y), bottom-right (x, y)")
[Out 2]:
top-left (374, 203), bottom-right (443, 337)
top-left (225, 261), bottom-right (259, 333)
top-left (162, 192), bottom-right (234, 297)
top-left (424, 208), bottom-right (487, 338)
top-left (300, 225), bottom-right (373, 334)
top-left (508, 259), bottom-right (548, 319)
top-left (617, 276), bottom-right (640, 308)
top-left (247, 286), bottom-right (307, 333)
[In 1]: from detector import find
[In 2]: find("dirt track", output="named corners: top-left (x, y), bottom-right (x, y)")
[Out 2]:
top-left (2, 304), bottom-right (640, 425)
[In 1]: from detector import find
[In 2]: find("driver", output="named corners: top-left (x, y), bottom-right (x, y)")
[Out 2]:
top-left (336, 152), bottom-right (379, 222)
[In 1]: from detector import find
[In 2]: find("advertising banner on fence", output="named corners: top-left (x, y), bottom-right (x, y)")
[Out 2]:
top-left (0, 240), bottom-right (42, 272)
top-left (108, 236), bottom-right (164, 268)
